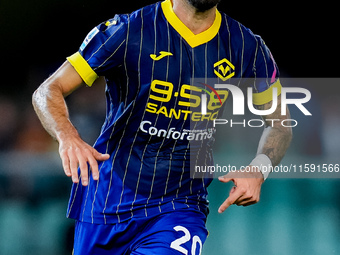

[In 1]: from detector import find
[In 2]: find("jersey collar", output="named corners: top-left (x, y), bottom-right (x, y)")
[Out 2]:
top-left (161, 0), bottom-right (222, 48)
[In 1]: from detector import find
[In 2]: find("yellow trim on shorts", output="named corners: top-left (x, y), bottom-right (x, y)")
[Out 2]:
top-left (252, 79), bottom-right (282, 106)
top-left (67, 52), bottom-right (99, 87)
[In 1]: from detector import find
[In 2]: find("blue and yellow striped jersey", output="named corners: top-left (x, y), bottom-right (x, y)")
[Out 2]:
top-left (66, 0), bottom-right (280, 224)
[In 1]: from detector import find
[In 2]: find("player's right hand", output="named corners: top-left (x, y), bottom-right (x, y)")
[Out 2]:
top-left (58, 136), bottom-right (110, 186)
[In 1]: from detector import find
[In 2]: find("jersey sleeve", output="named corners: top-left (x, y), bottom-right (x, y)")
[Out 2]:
top-left (244, 34), bottom-right (281, 106)
top-left (67, 15), bottom-right (128, 86)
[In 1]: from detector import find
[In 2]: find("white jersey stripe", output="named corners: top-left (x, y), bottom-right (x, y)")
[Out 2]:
top-left (113, 8), bottom-right (145, 223)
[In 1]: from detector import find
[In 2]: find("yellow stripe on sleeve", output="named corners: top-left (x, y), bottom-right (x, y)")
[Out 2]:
top-left (252, 79), bottom-right (282, 106)
top-left (67, 52), bottom-right (99, 87)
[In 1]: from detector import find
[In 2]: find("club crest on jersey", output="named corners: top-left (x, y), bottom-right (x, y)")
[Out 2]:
top-left (214, 58), bottom-right (235, 81)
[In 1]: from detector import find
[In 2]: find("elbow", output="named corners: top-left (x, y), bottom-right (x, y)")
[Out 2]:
top-left (32, 85), bottom-right (45, 111)
top-left (32, 87), bottom-right (39, 102)
top-left (32, 82), bottom-right (51, 112)
top-left (32, 87), bottom-right (40, 110)
top-left (32, 80), bottom-right (57, 106)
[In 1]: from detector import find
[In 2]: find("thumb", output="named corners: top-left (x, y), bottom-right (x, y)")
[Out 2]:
top-left (93, 149), bottom-right (110, 161)
top-left (218, 175), bottom-right (234, 184)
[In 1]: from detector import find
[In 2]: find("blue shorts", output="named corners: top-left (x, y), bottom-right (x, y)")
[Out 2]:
top-left (73, 209), bottom-right (208, 255)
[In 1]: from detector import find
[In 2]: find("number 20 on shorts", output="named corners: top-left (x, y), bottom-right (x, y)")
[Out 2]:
top-left (170, 225), bottom-right (203, 255)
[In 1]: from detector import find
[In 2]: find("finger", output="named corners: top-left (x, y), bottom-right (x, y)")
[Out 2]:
top-left (233, 186), bottom-right (261, 206)
top-left (229, 171), bottom-right (248, 179)
top-left (60, 151), bottom-right (71, 177)
top-left (235, 196), bottom-right (260, 206)
top-left (68, 149), bottom-right (79, 184)
top-left (218, 187), bottom-right (245, 213)
top-left (218, 176), bottom-right (233, 183)
top-left (235, 199), bottom-right (258, 207)
top-left (86, 152), bottom-right (100, 181)
top-left (75, 148), bottom-right (89, 186)
top-left (218, 170), bottom-right (244, 182)
top-left (240, 200), bottom-right (258, 207)
top-left (89, 148), bottom-right (109, 180)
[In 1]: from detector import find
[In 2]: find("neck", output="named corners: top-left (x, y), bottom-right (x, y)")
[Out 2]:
top-left (171, 0), bottom-right (217, 35)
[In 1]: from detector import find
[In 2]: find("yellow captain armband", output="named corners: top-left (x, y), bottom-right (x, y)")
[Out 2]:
top-left (252, 79), bottom-right (282, 106)
top-left (67, 52), bottom-right (99, 87)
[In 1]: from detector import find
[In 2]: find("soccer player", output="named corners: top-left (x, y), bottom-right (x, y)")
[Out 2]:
top-left (32, 0), bottom-right (292, 254)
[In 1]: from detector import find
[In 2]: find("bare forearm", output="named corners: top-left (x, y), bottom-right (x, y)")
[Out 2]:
top-left (257, 124), bottom-right (292, 166)
top-left (257, 99), bottom-right (293, 166)
top-left (32, 61), bottom-right (84, 142)
top-left (32, 81), bottom-right (79, 142)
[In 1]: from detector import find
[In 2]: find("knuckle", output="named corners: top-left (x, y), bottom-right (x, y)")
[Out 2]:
top-left (245, 191), bottom-right (253, 198)
top-left (60, 149), bottom-right (69, 158)
top-left (246, 193), bottom-right (255, 200)
top-left (67, 148), bottom-right (76, 156)
top-left (82, 147), bottom-right (91, 154)
top-left (71, 167), bottom-right (78, 174)
top-left (238, 187), bottom-right (247, 194)
top-left (70, 161), bottom-right (78, 170)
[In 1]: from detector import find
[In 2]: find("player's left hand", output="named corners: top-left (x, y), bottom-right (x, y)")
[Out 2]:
top-left (217, 167), bottom-right (264, 213)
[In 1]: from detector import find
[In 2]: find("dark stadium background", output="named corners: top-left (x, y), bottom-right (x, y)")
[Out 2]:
top-left (0, 1), bottom-right (339, 254)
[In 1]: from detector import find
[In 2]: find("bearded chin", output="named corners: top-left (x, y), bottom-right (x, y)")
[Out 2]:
top-left (187, 0), bottom-right (221, 12)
